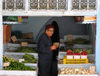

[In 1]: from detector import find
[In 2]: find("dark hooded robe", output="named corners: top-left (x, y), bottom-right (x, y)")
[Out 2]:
top-left (38, 33), bottom-right (53, 76)
top-left (51, 21), bottom-right (60, 76)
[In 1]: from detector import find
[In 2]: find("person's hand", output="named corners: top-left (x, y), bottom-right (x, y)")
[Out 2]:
top-left (51, 45), bottom-right (56, 50)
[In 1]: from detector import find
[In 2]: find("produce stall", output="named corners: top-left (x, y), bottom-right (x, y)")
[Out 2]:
top-left (2, 18), bottom-right (96, 76)
top-left (0, 0), bottom-right (100, 76)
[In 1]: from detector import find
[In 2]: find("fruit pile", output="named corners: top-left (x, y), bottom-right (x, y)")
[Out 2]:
top-left (74, 48), bottom-right (92, 54)
top-left (73, 38), bottom-right (89, 44)
top-left (22, 54), bottom-right (37, 63)
top-left (74, 52), bottom-right (80, 55)
top-left (5, 61), bottom-right (35, 70)
top-left (81, 51), bottom-right (88, 55)
top-left (74, 49), bottom-right (83, 53)
top-left (15, 47), bottom-right (36, 53)
top-left (67, 50), bottom-right (73, 55)
top-left (67, 50), bottom-right (88, 55)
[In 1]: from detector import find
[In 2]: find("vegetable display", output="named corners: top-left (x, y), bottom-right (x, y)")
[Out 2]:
top-left (22, 54), bottom-right (37, 63)
top-left (67, 50), bottom-right (73, 55)
top-left (81, 51), bottom-right (88, 55)
top-left (15, 47), bottom-right (36, 53)
top-left (5, 61), bottom-right (35, 70)
top-left (87, 49), bottom-right (92, 54)
top-left (74, 49), bottom-right (83, 53)
top-left (3, 55), bottom-right (35, 70)
top-left (74, 52), bottom-right (80, 55)
top-left (73, 38), bottom-right (89, 44)
top-left (74, 49), bottom-right (92, 54)
top-left (60, 68), bottom-right (90, 75)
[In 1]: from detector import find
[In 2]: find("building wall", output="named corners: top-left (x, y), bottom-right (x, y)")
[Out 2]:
top-left (36, 16), bottom-right (87, 41)
top-left (88, 24), bottom-right (95, 53)
top-left (11, 16), bottom-right (88, 41)
top-left (11, 17), bottom-right (52, 40)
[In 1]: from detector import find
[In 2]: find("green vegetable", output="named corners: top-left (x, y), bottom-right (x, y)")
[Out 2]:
top-left (74, 49), bottom-right (83, 53)
top-left (22, 54), bottom-right (37, 63)
top-left (4, 61), bottom-right (35, 70)
top-left (3, 55), bottom-right (15, 62)
top-left (15, 47), bottom-right (36, 53)
top-left (87, 49), bottom-right (92, 54)
top-left (73, 38), bottom-right (89, 44)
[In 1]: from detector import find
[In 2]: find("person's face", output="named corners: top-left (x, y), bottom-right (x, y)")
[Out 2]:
top-left (46, 28), bottom-right (54, 37)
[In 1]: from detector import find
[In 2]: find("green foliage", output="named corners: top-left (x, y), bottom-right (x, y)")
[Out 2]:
top-left (5, 61), bottom-right (35, 70)
top-left (15, 47), bottom-right (36, 53)
top-left (87, 49), bottom-right (92, 54)
top-left (22, 54), bottom-right (37, 63)
top-left (74, 49), bottom-right (83, 53)
top-left (73, 38), bottom-right (89, 44)
top-left (3, 56), bottom-right (15, 62)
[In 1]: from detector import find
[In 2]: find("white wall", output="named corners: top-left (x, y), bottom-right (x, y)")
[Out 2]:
top-left (12, 16), bottom-right (88, 42)
top-left (11, 17), bottom-right (52, 40)
top-left (36, 16), bottom-right (88, 41)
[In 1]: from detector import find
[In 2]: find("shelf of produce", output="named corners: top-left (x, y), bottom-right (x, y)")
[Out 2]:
top-left (58, 64), bottom-right (98, 76)
top-left (5, 52), bottom-right (38, 60)
top-left (64, 35), bottom-right (89, 42)
top-left (63, 56), bottom-right (88, 64)
top-left (73, 44), bottom-right (92, 49)
top-left (0, 70), bottom-right (37, 76)
top-left (7, 43), bottom-right (37, 50)
top-left (58, 52), bottom-right (95, 59)
top-left (3, 21), bottom-right (22, 24)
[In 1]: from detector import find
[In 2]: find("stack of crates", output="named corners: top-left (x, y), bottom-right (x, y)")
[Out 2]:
top-left (63, 56), bottom-right (88, 64)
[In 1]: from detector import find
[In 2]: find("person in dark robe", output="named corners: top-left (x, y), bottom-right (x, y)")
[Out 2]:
top-left (51, 21), bottom-right (60, 76)
top-left (38, 24), bottom-right (57, 76)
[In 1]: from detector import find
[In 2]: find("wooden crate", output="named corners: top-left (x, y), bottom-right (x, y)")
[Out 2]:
top-left (22, 32), bottom-right (33, 39)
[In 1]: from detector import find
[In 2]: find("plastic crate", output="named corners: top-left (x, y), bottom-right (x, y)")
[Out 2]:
top-left (81, 55), bottom-right (87, 59)
top-left (63, 56), bottom-right (88, 64)
top-left (66, 55), bottom-right (73, 59)
top-left (74, 55), bottom-right (80, 59)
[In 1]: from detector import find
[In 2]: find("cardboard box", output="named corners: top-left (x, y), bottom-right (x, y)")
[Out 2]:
top-left (11, 36), bottom-right (17, 43)
top-left (89, 66), bottom-right (95, 74)
top-left (67, 55), bottom-right (73, 59)
top-left (3, 62), bottom-right (10, 67)
top-left (67, 34), bottom-right (72, 42)
top-left (21, 42), bottom-right (28, 47)
top-left (81, 55), bottom-right (87, 59)
top-left (74, 55), bottom-right (80, 59)
top-left (22, 32), bottom-right (33, 39)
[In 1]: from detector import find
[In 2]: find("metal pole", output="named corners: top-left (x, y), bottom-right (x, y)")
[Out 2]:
top-left (96, 5), bottom-right (100, 74)
top-left (68, 0), bottom-right (72, 11)
top-left (0, 0), bottom-right (3, 70)
top-left (25, 0), bottom-right (28, 12)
